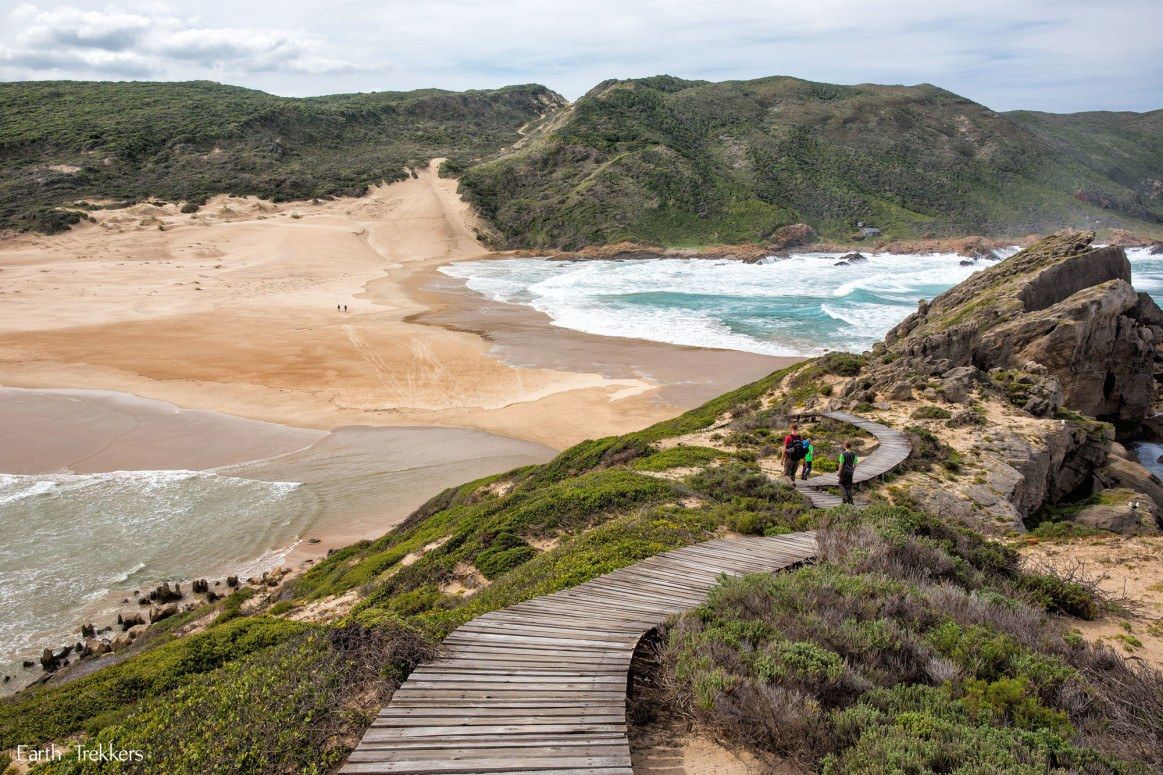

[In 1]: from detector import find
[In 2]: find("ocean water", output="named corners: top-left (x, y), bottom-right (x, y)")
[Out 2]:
top-left (0, 470), bottom-right (316, 668)
top-left (0, 391), bottom-right (553, 692)
top-left (444, 247), bottom-right (1163, 356)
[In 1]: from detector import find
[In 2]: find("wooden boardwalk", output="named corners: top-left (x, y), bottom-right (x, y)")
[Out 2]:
top-left (340, 532), bottom-right (818, 774)
top-left (793, 410), bottom-right (911, 508)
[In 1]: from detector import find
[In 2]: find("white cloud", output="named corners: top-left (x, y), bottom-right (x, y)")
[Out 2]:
top-left (0, 3), bottom-right (369, 78)
top-left (0, 0), bottom-right (1158, 111)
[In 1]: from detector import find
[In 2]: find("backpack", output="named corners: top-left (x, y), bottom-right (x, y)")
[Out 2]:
top-left (786, 437), bottom-right (807, 461)
top-left (839, 451), bottom-right (857, 481)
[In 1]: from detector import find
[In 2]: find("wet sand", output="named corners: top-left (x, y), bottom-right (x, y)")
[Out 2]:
top-left (0, 388), bottom-right (553, 693)
top-left (0, 387), bottom-right (553, 545)
top-left (409, 265), bottom-right (795, 410)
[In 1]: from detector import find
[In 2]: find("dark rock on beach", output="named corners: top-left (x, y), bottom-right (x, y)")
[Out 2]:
top-left (118, 611), bottom-right (144, 630)
top-left (149, 603), bottom-right (179, 623)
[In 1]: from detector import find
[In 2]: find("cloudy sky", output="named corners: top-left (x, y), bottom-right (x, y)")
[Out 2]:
top-left (0, 0), bottom-right (1159, 112)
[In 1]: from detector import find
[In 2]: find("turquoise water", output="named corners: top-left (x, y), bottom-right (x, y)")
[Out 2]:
top-left (444, 247), bottom-right (1163, 356)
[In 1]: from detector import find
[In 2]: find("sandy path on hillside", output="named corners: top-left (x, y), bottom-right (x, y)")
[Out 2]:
top-left (0, 161), bottom-right (683, 448)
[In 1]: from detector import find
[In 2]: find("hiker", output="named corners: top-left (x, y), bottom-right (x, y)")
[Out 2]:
top-left (343, 304), bottom-right (348, 313)
top-left (782, 424), bottom-right (805, 484)
top-left (838, 441), bottom-right (858, 504)
top-left (337, 304), bottom-right (341, 311)
top-left (800, 437), bottom-right (814, 480)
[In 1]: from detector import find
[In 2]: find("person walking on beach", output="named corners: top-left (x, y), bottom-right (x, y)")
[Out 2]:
top-left (343, 304), bottom-right (348, 313)
top-left (800, 437), bottom-right (815, 480)
top-left (838, 441), bottom-right (858, 504)
top-left (782, 424), bottom-right (804, 484)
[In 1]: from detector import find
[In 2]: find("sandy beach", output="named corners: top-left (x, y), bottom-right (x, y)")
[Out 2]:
top-left (0, 159), bottom-right (794, 686)
top-left (0, 160), bottom-right (790, 451)
top-left (0, 387), bottom-right (554, 692)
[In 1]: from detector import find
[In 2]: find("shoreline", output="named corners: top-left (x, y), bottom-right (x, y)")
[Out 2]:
top-left (0, 388), bottom-right (556, 695)
top-left (404, 261), bottom-right (798, 409)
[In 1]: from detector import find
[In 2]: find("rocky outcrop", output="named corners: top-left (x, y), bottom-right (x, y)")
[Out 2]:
top-left (1071, 488), bottom-right (1160, 535)
top-left (766, 222), bottom-right (817, 250)
top-left (863, 232), bottom-right (1163, 434)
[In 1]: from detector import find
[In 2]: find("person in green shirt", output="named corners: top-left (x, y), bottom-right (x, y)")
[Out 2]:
top-left (800, 437), bottom-right (815, 480)
top-left (838, 441), bottom-right (858, 504)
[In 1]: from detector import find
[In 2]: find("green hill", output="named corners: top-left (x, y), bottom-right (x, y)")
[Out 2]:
top-left (0, 80), bottom-right (564, 233)
top-left (3, 76), bottom-right (1161, 244)
top-left (457, 75), bottom-right (1163, 248)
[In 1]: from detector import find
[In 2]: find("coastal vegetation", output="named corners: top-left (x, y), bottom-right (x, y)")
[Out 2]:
top-left (2, 76), bottom-right (1159, 245)
top-left (0, 80), bottom-right (563, 233)
top-left (458, 76), bottom-right (1163, 249)
top-left (655, 506), bottom-right (1158, 772)
top-left (3, 310), bottom-right (1160, 771)
top-left (2, 239), bottom-right (1162, 773)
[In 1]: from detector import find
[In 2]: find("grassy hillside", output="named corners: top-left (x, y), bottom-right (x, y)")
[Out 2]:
top-left (0, 80), bottom-right (564, 233)
top-left (2, 353), bottom-right (1158, 773)
top-left (1007, 108), bottom-right (1163, 223)
top-left (457, 75), bottom-right (1163, 248)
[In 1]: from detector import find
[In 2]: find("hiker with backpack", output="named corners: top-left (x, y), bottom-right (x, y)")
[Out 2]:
top-left (782, 424), bottom-right (806, 484)
top-left (838, 441), bottom-right (858, 504)
top-left (800, 437), bottom-right (815, 480)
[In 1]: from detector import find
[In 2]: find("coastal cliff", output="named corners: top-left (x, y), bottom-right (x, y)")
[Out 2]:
top-left (3, 233), bottom-right (1162, 774)
top-left (810, 232), bottom-right (1163, 532)
top-left (876, 231), bottom-right (1162, 431)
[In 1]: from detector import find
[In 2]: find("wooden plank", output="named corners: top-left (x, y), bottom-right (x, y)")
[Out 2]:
top-left (340, 532), bottom-right (840, 773)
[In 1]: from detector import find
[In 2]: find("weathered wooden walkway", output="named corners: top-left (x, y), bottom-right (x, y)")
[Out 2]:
top-left (793, 410), bottom-right (911, 508)
top-left (341, 532), bottom-right (818, 774)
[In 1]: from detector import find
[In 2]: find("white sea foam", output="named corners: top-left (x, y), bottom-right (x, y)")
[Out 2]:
top-left (444, 246), bottom-right (1163, 357)
top-left (444, 252), bottom-right (982, 355)
top-left (0, 469), bottom-right (312, 677)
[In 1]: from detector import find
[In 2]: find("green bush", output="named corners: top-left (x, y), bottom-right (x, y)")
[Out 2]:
top-left (631, 445), bottom-right (725, 471)
top-left (657, 505), bottom-right (1148, 771)
top-left (1018, 573), bottom-right (1099, 619)
top-left (476, 544), bottom-right (537, 579)
top-left (0, 616), bottom-right (311, 747)
top-left (40, 624), bottom-right (432, 775)
top-left (911, 405), bottom-right (953, 420)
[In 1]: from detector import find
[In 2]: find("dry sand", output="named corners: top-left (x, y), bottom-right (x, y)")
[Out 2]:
top-left (1020, 535), bottom-right (1163, 670)
top-left (0, 159), bottom-right (788, 450)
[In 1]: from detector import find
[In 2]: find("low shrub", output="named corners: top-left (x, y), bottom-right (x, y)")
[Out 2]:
top-left (43, 623), bottom-right (432, 775)
top-left (911, 405), bottom-right (952, 420)
top-left (655, 504), bottom-right (1155, 771)
top-left (632, 445), bottom-right (725, 471)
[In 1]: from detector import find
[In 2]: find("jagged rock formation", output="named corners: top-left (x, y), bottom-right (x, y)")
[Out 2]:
top-left (864, 232), bottom-right (1163, 433)
top-left (824, 232), bottom-right (1163, 532)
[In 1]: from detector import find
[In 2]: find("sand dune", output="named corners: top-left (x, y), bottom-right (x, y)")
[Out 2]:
top-left (0, 161), bottom-right (673, 447)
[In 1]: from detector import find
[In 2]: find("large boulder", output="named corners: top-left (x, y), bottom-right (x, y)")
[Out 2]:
top-left (1071, 488), bottom-right (1160, 535)
top-left (1096, 454), bottom-right (1163, 513)
top-left (874, 232), bottom-right (1163, 434)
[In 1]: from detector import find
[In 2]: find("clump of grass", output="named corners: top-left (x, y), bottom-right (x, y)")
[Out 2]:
top-left (632, 446), bottom-right (726, 472)
top-left (911, 405), bottom-right (952, 420)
